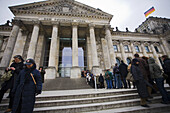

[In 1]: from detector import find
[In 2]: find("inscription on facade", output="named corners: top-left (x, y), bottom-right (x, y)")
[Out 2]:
top-left (43, 18), bottom-right (86, 23)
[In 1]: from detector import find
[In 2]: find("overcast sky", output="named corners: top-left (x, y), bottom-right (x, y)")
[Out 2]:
top-left (0, 0), bottom-right (170, 31)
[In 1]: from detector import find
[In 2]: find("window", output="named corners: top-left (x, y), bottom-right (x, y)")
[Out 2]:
top-left (126, 58), bottom-right (131, 65)
top-left (124, 45), bottom-right (129, 52)
top-left (116, 58), bottom-right (120, 65)
top-left (145, 46), bottom-right (150, 52)
top-left (113, 45), bottom-right (118, 52)
top-left (154, 46), bottom-right (159, 52)
top-left (135, 46), bottom-right (140, 52)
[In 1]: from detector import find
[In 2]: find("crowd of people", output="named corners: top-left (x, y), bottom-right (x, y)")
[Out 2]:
top-left (0, 55), bottom-right (45, 113)
top-left (0, 53), bottom-right (170, 112)
top-left (83, 54), bottom-right (170, 107)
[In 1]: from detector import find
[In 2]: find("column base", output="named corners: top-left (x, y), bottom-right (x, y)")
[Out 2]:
top-left (92, 66), bottom-right (102, 76)
top-left (45, 66), bottom-right (57, 79)
top-left (71, 66), bottom-right (81, 78)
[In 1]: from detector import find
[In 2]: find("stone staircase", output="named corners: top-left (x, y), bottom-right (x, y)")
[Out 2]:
top-left (0, 86), bottom-right (170, 113)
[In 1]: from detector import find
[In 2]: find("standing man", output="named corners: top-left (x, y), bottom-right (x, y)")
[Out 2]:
top-left (12, 59), bottom-right (42, 113)
top-left (162, 55), bottom-right (170, 86)
top-left (105, 69), bottom-right (113, 89)
top-left (113, 63), bottom-right (122, 89)
top-left (119, 60), bottom-right (128, 88)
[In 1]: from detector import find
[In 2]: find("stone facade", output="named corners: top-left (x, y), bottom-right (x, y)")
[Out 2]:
top-left (0, 0), bottom-right (170, 78)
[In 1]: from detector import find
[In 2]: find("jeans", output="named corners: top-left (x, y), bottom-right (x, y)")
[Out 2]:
top-left (155, 77), bottom-right (170, 103)
top-left (106, 79), bottom-right (113, 89)
top-left (115, 74), bottom-right (122, 88)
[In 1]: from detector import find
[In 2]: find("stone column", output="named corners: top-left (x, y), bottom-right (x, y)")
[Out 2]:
top-left (11, 30), bottom-right (28, 60)
top-left (160, 38), bottom-right (170, 58)
top-left (119, 40), bottom-right (126, 63)
top-left (35, 34), bottom-right (45, 69)
top-left (89, 24), bottom-right (101, 75)
top-left (151, 42), bottom-right (162, 68)
top-left (0, 35), bottom-right (3, 49)
top-left (130, 41), bottom-right (136, 55)
top-left (87, 36), bottom-right (92, 71)
top-left (71, 22), bottom-right (80, 78)
top-left (101, 38), bottom-right (111, 69)
top-left (0, 20), bottom-right (20, 67)
top-left (160, 42), bottom-right (167, 55)
top-left (55, 36), bottom-right (60, 77)
top-left (141, 41), bottom-right (148, 57)
top-left (46, 22), bottom-right (59, 79)
top-left (105, 25), bottom-right (116, 67)
top-left (27, 21), bottom-right (40, 59)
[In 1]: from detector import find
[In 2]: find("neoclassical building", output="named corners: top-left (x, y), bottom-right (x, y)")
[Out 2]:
top-left (0, 0), bottom-right (170, 79)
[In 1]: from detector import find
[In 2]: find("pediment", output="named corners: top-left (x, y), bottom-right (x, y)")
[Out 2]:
top-left (9, 0), bottom-right (113, 20)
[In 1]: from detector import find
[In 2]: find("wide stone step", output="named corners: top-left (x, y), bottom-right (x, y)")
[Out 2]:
top-left (0, 89), bottom-right (138, 103)
top-left (84, 103), bottom-right (170, 113)
top-left (33, 97), bottom-right (164, 113)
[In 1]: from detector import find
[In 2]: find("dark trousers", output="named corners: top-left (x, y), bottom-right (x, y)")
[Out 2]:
top-left (0, 81), bottom-right (11, 103)
top-left (122, 77), bottom-right (127, 88)
top-left (155, 77), bottom-right (170, 103)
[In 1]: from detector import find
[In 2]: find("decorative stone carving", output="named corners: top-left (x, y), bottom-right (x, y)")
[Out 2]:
top-left (122, 41), bottom-right (130, 45)
top-left (113, 40), bottom-right (119, 45)
top-left (143, 42), bottom-right (150, 46)
top-left (134, 41), bottom-right (141, 45)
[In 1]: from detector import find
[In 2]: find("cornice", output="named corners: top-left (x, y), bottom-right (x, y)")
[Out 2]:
top-left (112, 31), bottom-right (159, 38)
top-left (11, 9), bottom-right (111, 20)
top-left (0, 26), bottom-right (12, 31)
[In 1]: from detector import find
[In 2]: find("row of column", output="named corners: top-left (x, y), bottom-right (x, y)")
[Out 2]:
top-left (1, 20), bottom-right (170, 77)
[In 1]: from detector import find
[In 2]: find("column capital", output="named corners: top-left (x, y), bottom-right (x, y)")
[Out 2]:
top-left (32, 20), bottom-right (40, 25)
top-left (89, 23), bottom-right (95, 28)
top-left (51, 21), bottom-right (59, 26)
top-left (104, 25), bottom-right (111, 29)
top-left (72, 22), bottom-right (79, 26)
top-left (12, 19), bottom-right (22, 26)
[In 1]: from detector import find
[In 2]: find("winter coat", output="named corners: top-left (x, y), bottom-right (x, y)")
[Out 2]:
top-left (131, 59), bottom-right (149, 98)
top-left (163, 58), bottom-right (170, 74)
top-left (99, 75), bottom-right (104, 83)
top-left (12, 64), bottom-right (42, 113)
top-left (148, 57), bottom-right (163, 79)
top-left (162, 58), bottom-right (170, 84)
top-left (119, 63), bottom-right (128, 78)
top-left (40, 70), bottom-right (46, 83)
top-left (136, 57), bottom-right (149, 81)
top-left (105, 71), bottom-right (113, 80)
top-left (113, 66), bottom-right (120, 74)
top-left (10, 61), bottom-right (24, 87)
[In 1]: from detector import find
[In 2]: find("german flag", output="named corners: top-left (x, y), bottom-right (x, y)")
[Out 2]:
top-left (144, 7), bottom-right (155, 17)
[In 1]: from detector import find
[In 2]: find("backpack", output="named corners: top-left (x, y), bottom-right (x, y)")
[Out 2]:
top-left (0, 71), bottom-right (12, 82)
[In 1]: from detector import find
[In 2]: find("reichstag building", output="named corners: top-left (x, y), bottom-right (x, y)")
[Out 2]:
top-left (0, 0), bottom-right (170, 79)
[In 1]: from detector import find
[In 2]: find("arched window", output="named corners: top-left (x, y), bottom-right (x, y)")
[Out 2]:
top-left (116, 58), bottom-right (121, 65)
top-left (126, 58), bottom-right (131, 65)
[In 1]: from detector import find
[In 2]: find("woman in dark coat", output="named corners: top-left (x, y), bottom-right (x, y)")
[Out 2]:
top-left (39, 66), bottom-right (46, 83)
top-left (131, 58), bottom-right (149, 107)
top-left (12, 59), bottom-right (42, 113)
